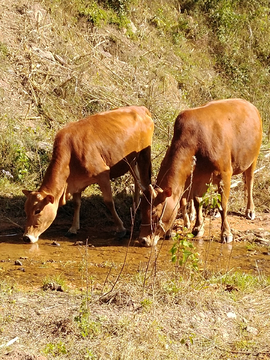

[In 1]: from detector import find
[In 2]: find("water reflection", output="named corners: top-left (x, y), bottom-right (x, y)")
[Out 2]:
top-left (28, 243), bottom-right (40, 253)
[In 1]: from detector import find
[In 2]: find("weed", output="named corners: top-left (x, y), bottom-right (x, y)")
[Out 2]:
top-left (74, 309), bottom-right (102, 338)
top-left (84, 349), bottom-right (97, 359)
top-left (0, 42), bottom-right (8, 58)
top-left (43, 341), bottom-right (68, 356)
top-left (0, 281), bottom-right (16, 295)
top-left (219, 271), bottom-right (270, 292)
top-left (140, 298), bottom-right (152, 311)
top-left (42, 275), bottom-right (67, 291)
top-left (170, 232), bottom-right (199, 273)
top-left (200, 182), bottom-right (222, 214)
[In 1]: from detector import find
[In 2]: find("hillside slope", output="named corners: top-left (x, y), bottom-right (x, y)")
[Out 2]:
top-left (0, 0), bottom-right (269, 191)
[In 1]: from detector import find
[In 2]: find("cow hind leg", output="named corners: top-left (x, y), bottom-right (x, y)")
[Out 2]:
top-left (130, 161), bottom-right (141, 208)
top-left (98, 174), bottom-right (126, 237)
top-left (244, 162), bottom-right (257, 220)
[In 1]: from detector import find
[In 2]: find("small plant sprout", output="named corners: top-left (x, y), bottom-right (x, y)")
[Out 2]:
top-left (170, 231), bottom-right (199, 273)
top-left (200, 181), bottom-right (222, 216)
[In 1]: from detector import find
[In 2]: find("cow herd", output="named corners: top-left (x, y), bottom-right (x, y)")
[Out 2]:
top-left (22, 98), bottom-right (262, 246)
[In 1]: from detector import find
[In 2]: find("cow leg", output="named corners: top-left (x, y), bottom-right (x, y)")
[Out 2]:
top-left (219, 172), bottom-right (233, 243)
top-left (66, 192), bottom-right (81, 236)
top-left (98, 174), bottom-right (126, 236)
top-left (130, 161), bottom-right (141, 207)
top-left (192, 196), bottom-right (204, 237)
top-left (180, 198), bottom-right (191, 229)
top-left (189, 199), bottom-right (196, 222)
top-left (244, 162), bottom-right (256, 220)
top-left (136, 147), bottom-right (152, 194)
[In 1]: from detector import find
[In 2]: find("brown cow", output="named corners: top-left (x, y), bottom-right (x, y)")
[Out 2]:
top-left (139, 99), bottom-right (262, 246)
top-left (22, 106), bottom-right (154, 243)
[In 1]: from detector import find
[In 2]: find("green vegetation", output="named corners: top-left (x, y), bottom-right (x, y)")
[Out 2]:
top-left (170, 232), bottom-right (199, 272)
top-left (43, 341), bottom-right (68, 356)
top-left (42, 274), bottom-right (67, 291)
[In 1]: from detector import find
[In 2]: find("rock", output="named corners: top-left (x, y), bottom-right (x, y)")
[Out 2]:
top-left (51, 241), bottom-right (60, 246)
top-left (246, 326), bottom-right (258, 335)
top-left (226, 312), bottom-right (236, 319)
top-left (42, 282), bottom-right (64, 292)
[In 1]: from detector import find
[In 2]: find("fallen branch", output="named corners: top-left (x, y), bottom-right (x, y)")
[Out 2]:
top-left (215, 344), bottom-right (270, 357)
top-left (0, 337), bottom-right (19, 348)
top-left (3, 216), bottom-right (23, 230)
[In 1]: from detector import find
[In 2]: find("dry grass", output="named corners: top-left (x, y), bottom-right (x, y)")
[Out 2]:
top-left (0, 270), bottom-right (270, 360)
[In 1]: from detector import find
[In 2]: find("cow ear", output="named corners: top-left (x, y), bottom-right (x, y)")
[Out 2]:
top-left (22, 189), bottom-right (31, 197)
top-left (44, 194), bottom-right (55, 204)
top-left (163, 187), bottom-right (172, 198)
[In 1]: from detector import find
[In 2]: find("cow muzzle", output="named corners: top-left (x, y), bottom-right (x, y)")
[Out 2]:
top-left (23, 234), bottom-right (39, 243)
top-left (139, 234), bottom-right (160, 247)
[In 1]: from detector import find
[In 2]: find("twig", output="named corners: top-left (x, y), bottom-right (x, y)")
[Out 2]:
top-left (3, 217), bottom-right (23, 230)
top-left (142, 238), bottom-right (156, 297)
top-left (0, 337), bottom-right (19, 348)
top-left (214, 343), bottom-right (270, 356)
top-left (101, 266), bottom-right (113, 293)
top-left (99, 200), bottom-right (139, 300)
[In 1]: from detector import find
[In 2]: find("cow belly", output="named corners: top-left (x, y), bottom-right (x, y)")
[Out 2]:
top-left (110, 158), bottom-right (134, 179)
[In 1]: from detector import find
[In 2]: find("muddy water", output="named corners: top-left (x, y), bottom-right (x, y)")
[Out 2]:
top-left (1, 222), bottom-right (270, 290)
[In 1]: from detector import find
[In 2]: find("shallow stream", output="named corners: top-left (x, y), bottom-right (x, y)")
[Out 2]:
top-left (1, 220), bottom-right (270, 290)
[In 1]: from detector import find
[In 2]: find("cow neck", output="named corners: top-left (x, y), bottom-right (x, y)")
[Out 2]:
top-left (39, 158), bottom-right (70, 205)
top-left (157, 151), bottom-right (195, 202)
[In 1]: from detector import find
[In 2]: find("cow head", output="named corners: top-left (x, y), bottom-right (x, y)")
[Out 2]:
top-left (139, 185), bottom-right (179, 246)
top-left (22, 190), bottom-right (58, 243)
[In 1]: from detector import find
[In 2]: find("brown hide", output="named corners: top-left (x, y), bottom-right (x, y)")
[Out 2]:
top-left (23, 106), bottom-right (154, 243)
top-left (139, 99), bottom-right (262, 246)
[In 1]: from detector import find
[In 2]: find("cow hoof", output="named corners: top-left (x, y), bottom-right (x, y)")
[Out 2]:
top-left (246, 209), bottom-right (255, 220)
top-left (139, 238), bottom-right (151, 247)
top-left (213, 208), bottom-right (221, 218)
top-left (165, 230), bottom-right (172, 239)
top-left (192, 227), bottom-right (204, 238)
top-left (222, 233), bottom-right (233, 243)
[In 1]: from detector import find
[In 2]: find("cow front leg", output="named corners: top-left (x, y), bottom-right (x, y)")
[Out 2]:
top-left (219, 174), bottom-right (233, 243)
top-left (244, 162), bottom-right (256, 220)
top-left (192, 196), bottom-right (204, 237)
top-left (135, 147), bottom-right (152, 204)
top-left (98, 175), bottom-right (126, 237)
top-left (180, 198), bottom-right (191, 229)
top-left (181, 198), bottom-right (196, 229)
top-left (66, 192), bottom-right (81, 236)
top-left (130, 161), bottom-right (141, 207)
